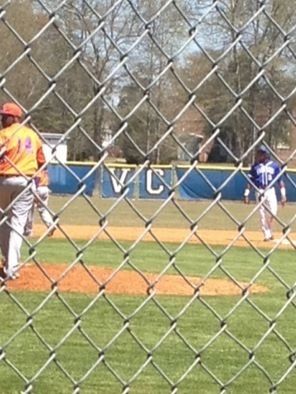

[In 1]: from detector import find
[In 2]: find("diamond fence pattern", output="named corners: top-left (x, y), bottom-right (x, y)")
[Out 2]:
top-left (0, 0), bottom-right (296, 393)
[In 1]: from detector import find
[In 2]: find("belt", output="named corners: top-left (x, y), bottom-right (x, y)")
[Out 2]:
top-left (257, 186), bottom-right (274, 190)
top-left (0, 174), bottom-right (27, 177)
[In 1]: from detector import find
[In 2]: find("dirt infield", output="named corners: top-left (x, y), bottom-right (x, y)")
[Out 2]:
top-left (7, 264), bottom-right (267, 296)
top-left (36, 224), bottom-right (295, 249)
top-left (5, 223), bottom-right (291, 296)
top-left (7, 223), bottom-right (288, 296)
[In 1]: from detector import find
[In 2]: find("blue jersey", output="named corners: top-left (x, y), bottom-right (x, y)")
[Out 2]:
top-left (249, 160), bottom-right (280, 189)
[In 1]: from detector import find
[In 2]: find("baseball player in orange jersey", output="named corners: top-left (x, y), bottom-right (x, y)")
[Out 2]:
top-left (0, 102), bottom-right (46, 280)
top-left (24, 169), bottom-right (55, 237)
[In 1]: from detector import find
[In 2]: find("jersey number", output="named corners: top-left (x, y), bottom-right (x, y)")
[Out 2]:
top-left (18, 137), bottom-right (33, 153)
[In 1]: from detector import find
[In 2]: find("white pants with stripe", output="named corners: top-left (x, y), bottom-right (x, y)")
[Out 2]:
top-left (0, 176), bottom-right (34, 277)
top-left (24, 185), bottom-right (54, 235)
top-left (256, 187), bottom-right (278, 239)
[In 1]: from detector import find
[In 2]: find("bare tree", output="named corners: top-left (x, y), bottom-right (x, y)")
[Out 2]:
top-left (182, 0), bottom-right (296, 162)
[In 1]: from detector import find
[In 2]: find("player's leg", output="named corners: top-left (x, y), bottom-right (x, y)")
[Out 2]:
top-left (36, 186), bottom-right (55, 235)
top-left (0, 179), bottom-right (13, 267)
top-left (24, 197), bottom-right (35, 237)
top-left (5, 178), bottom-right (34, 278)
top-left (257, 191), bottom-right (272, 240)
top-left (259, 205), bottom-right (272, 240)
top-left (265, 188), bottom-right (278, 239)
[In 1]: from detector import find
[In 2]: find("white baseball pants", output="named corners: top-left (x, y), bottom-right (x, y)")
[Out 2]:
top-left (256, 187), bottom-right (277, 239)
top-left (25, 185), bottom-right (54, 235)
top-left (0, 176), bottom-right (34, 278)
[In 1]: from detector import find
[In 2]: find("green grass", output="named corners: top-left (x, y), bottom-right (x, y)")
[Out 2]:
top-left (46, 195), bottom-right (296, 232)
top-left (23, 238), bottom-right (295, 290)
top-left (0, 195), bottom-right (295, 393)
top-left (0, 239), bottom-right (291, 392)
top-left (0, 291), bottom-right (295, 393)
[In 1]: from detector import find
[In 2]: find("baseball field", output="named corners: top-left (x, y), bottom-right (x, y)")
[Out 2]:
top-left (0, 196), bottom-right (295, 393)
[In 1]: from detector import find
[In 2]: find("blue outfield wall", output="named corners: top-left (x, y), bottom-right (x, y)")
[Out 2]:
top-left (47, 163), bottom-right (296, 201)
top-left (139, 168), bottom-right (173, 199)
top-left (102, 167), bottom-right (135, 198)
top-left (48, 163), bottom-right (96, 196)
top-left (175, 167), bottom-right (247, 200)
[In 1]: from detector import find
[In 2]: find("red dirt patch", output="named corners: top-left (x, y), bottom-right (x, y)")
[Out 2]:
top-left (6, 264), bottom-right (267, 296)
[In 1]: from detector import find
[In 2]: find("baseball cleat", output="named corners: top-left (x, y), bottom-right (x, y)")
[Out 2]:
top-left (0, 267), bottom-right (20, 281)
top-left (264, 236), bottom-right (274, 242)
top-left (47, 227), bottom-right (56, 237)
top-left (10, 272), bottom-right (20, 280)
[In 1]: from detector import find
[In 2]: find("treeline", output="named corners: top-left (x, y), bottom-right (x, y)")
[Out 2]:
top-left (0, 0), bottom-right (295, 164)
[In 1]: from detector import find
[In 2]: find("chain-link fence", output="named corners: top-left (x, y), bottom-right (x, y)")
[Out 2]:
top-left (0, 0), bottom-right (296, 393)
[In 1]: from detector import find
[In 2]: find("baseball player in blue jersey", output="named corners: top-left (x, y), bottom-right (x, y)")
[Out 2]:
top-left (243, 145), bottom-right (286, 241)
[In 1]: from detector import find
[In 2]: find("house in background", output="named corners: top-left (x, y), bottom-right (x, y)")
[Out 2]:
top-left (275, 128), bottom-right (296, 166)
top-left (177, 133), bottom-right (204, 161)
top-left (175, 106), bottom-right (296, 166)
top-left (175, 107), bottom-right (211, 163)
top-left (41, 133), bottom-right (68, 163)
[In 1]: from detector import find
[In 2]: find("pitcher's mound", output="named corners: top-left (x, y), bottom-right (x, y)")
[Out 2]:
top-left (5, 264), bottom-right (267, 296)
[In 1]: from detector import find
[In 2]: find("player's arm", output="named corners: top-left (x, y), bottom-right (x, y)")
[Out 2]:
top-left (243, 167), bottom-right (254, 204)
top-left (0, 145), bottom-right (6, 158)
top-left (275, 164), bottom-right (286, 206)
top-left (243, 184), bottom-right (251, 204)
top-left (279, 179), bottom-right (286, 206)
top-left (0, 135), bottom-right (7, 158)
top-left (36, 137), bottom-right (46, 168)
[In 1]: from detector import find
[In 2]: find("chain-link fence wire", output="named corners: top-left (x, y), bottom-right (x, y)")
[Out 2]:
top-left (0, 0), bottom-right (296, 392)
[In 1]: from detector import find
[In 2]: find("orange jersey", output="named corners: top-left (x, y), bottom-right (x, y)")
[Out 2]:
top-left (36, 170), bottom-right (49, 187)
top-left (0, 123), bottom-right (45, 176)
